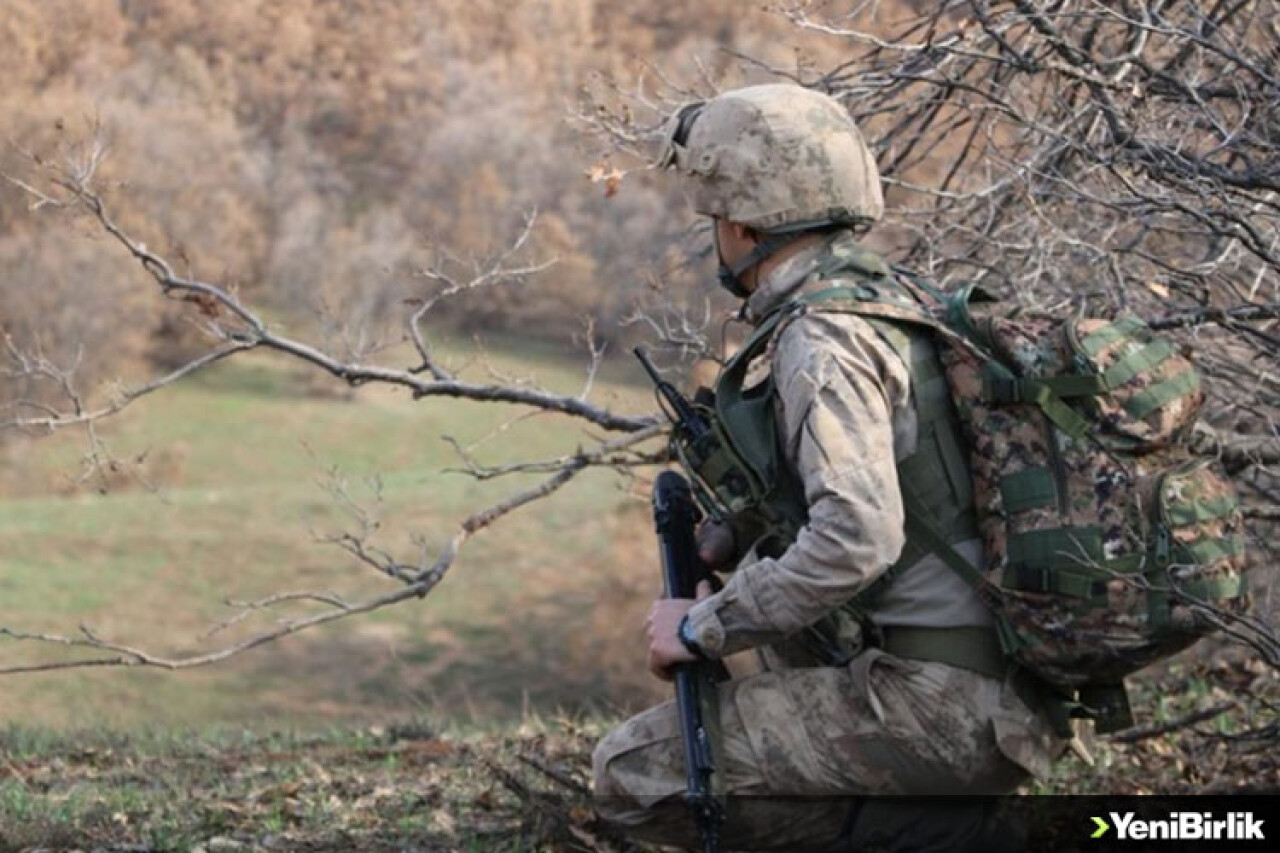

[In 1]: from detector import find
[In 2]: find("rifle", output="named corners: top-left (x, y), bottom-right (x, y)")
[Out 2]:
top-left (650, 470), bottom-right (725, 853)
top-left (633, 346), bottom-right (712, 443)
top-left (633, 345), bottom-right (729, 525)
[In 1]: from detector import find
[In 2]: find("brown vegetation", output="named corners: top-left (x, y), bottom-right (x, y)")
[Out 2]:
top-left (0, 0), bottom-right (1276, 808)
top-left (0, 0), bottom-right (823, 400)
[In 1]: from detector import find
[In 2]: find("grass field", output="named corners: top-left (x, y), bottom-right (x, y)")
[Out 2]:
top-left (2, 335), bottom-right (1276, 849)
top-left (0, 336), bottom-right (667, 732)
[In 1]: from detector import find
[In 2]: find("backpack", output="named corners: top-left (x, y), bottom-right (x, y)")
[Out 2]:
top-left (668, 262), bottom-right (1251, 733)
top-left (850, 279), bottom-right (1252, 730)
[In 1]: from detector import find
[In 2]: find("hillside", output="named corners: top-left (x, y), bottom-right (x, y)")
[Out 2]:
top-left (1, 654), bottom-right (1274, 851)
top-left (1, 1), bottom-right (1277, 848)
top-left (0, 342), bottom-right (665, 730)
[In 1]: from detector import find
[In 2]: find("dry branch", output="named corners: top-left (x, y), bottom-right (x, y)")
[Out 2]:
top-left (0, 139), bottom-right (667, 675)
top-left (0, 434), bottom-right (619, 674)
top-left (1, 163), bottom-right (655, 435)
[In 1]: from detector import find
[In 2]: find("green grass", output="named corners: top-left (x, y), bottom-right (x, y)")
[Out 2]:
top-left (0, 337), bottom-right (665, 731)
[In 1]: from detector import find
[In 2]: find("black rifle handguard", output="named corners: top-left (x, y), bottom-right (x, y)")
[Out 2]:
top-left (651, 470), bottom-right (724, 853)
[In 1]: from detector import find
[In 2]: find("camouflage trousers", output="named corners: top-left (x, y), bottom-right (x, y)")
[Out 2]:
top-left (593, 649), bottom-right (1057, 851)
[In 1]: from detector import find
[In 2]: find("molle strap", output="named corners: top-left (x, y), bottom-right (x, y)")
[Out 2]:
top-left (1000, 466), bottom-right (1057, 513)
top-left (1126, 370), bottom-right (1201, 419)
top-left (1102, 338), bottom-right (1176, 388)
top-left (1079, 318), bottom-right (1146, 357)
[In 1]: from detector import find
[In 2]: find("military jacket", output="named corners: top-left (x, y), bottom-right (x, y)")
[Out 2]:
top-left (684, 232), bottom-right (993, 658)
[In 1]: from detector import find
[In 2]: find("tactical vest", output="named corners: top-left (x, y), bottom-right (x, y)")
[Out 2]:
top-left (674, 246), bottom-right (979, 661)
top-left (674, 248), bottom-right (1248, 734)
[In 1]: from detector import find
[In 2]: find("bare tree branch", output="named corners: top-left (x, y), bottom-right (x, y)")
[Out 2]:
top-left (3, 160), bottom-right (656, 435)
top-left (0, 436), bottom-right (611, 674)
top-left (406, 209), bottom-right (556, 380)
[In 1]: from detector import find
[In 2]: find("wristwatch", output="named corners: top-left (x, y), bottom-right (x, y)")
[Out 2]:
top-left (677, 614), bottom-right (708, 660)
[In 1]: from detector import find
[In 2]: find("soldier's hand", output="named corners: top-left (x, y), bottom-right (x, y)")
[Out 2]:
top-left (646, 580), bottom-right (713, 681)
top-left (696, 520), bottom-right (736, 570)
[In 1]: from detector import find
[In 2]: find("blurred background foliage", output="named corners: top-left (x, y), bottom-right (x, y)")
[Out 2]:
top-left (0, 1), bottom-right (1275, 749)
top-left (0, 0), bottom-right (833, 391)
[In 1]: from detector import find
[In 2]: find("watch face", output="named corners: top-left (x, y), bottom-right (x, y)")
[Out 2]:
top-left (679, 617), bottom-right (704, 657)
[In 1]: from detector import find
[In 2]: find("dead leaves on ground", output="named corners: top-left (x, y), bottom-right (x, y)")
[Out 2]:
top-left (0, 721), bottom-right (648, 852)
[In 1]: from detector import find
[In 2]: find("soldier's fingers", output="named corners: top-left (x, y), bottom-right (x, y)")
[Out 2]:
top-left (647, 647), bottom-right (673, 681)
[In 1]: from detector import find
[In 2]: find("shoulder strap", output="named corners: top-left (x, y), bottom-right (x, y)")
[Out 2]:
top-left (785, 286), bottom-right (993, 596)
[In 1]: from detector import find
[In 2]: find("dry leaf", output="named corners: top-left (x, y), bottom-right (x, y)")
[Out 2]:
top-left (586, 161), bottom-right (624, 198)
top-left (431, 808), bottom-right (458, 836)
top-left (1147, 281), bottom-right (1171, 298)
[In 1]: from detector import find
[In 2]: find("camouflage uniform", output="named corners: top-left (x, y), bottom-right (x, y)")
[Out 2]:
top-left (594, 86), bottom-right (1066, 850)
top-left (594, 234), bottom-right (1065, 850)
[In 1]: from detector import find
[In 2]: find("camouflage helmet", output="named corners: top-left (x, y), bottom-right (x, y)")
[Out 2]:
top-left (657, 84), bottom-right (883, 233)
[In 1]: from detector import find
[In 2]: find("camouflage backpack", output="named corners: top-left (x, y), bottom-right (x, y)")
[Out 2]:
top-left (666, 259), bottom-right (1251, 732)
top-left (851, 281), bottom-right (1252, 730)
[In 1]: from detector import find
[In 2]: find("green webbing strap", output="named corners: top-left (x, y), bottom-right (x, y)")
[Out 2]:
top-left (897, 451), bottom-right (956, 520)
top-left (1125, 370), bottom-right (1201, 419)
top-left (1165, 494), bottom-right (1239, 525)
top-left (1180, 536), bottom-right (1246, 566)
top-left (984, 372), bottom-right (1092, 440)
top-left (1001, 526), bottom-right (1161, 600)
top-left (1003, 565), bottom-right (1096, 599)
top-left (879, 626), bottom-right (1005, 679)
top-left (914, 377), bottom-right (953, 424)
top-left (1035, 374), bottom-right (1110, 398)
top-left (1102, 338), bottom-right (1176, 389)
top-left (1006, 526), bottom-right (1102, 570)
top-left (939, 282), bottom-right (999, 346)
top-left (1024, 381), bottom-right (1092, 439)
top-left (1000, 466), bottom-right (1057, 513)
top-left (1079, 318), bottom-right (1146, 357)
top-left (899, 486), bottom-right (993, 600)
top-left (1017, 337), bottom-right (1175, 400)
top-left (935, 423), bottom-right (975, 513)
top-left (1147, 579), bottom-right (1172, 628)
top-left (892, 265), bottom-right (948, 302)
top-left (818, 240), bottom-right (894, 281)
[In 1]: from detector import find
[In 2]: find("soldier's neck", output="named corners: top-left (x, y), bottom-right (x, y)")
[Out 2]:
top-left (744, 232), bottom-right (829, 294)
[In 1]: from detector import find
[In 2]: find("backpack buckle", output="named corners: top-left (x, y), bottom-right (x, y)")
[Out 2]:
top-left (988, 376), bottom-right (1022, 403)
top-left (1010, 562), bottom-right (1052, 593)
top-left (1154, 525), bottom-right (1172, 567)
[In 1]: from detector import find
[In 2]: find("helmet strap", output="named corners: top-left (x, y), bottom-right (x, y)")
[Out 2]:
top-left (714, 229), bottom-right (800, 299)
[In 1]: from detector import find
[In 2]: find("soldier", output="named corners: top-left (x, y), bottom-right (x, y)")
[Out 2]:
top-left (592, 84), bottom-right (1068, 851)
